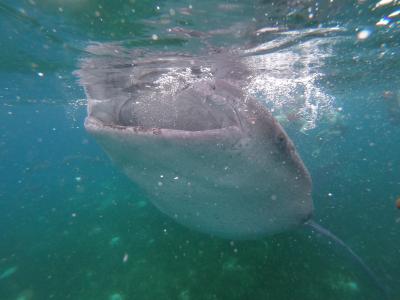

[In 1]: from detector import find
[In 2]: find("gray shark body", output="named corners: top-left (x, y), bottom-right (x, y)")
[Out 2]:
top-left (77, 46), bottom-right (313, 239)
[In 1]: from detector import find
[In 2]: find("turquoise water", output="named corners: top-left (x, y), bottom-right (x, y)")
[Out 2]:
top-left (1, 0), bottom-right (400, 299)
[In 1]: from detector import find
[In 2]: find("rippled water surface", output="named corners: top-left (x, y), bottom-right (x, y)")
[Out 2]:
top-left (1, 1), bottom-right (400, 299)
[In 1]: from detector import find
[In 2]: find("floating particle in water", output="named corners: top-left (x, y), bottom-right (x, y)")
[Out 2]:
top-left (89, 226), bottom-right (102, 235)
top-left (75, 184), bottom-right (85, 193)
top-left (374, 0), bottom-right (395, 10)
top-left (179, 7), bottom-right (192, 15)
top-left (137, 200), bottom-right (147, 208)
top-left (151, 34), bottom-right (158, 41)
top-left (123, 253), bottom-right (129, 263)
top-left (396, 197), bottom-right (400, 209)
top-left (15, 289), bottom-right (34, 300)
top-left (357, 29), bottom-right (371, 40)
top-left (376, 17), bottom-right (391, 26)
top-left (109, 293), bottom-right (123, 300)
top-left (75, 176), bottom-right (82, 182)
top-left (222, 257), bottom-right (242, 271)
top-left (37, 72), bottom-right (44, 77)
top-left (109, 236), bottom-right (121, 247)
top-left (345, 281), bottom-right (359, 292)
top-left (179, 289), bottom-right (190, 300)
top-left (388, 9), bottom-right (400, 18)
top-left (328, 274), bottom-right (360, 293)
top-left (218, 3), bottom-right (241, 11)
top-left (0, 266), bottom-right (17, 280)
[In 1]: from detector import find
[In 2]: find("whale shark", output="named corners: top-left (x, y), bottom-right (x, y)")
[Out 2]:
top-left (75, 43), bottom-right (387, 296)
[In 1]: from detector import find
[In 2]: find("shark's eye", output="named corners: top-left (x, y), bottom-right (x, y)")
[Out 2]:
top-left (277, 134), bottom-right (286, 144)
top-left (275, 133), bottom-right (288, 151)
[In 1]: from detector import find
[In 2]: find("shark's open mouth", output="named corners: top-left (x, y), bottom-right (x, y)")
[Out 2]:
top-left (112, 79), bottom-right (242, 132)
top-left (77, 48), bottom-right (250, 132)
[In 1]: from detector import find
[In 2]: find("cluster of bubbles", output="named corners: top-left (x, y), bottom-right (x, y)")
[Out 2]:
top-left (244, 28), bottom-right (339, 132)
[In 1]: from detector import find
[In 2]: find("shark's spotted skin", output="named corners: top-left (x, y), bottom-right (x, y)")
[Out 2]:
top-left (77, 45), bottom-right (312, 239)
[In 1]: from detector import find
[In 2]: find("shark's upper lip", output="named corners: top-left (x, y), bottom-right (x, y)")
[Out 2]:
top-left (85, 116), bottom-right (243, 140)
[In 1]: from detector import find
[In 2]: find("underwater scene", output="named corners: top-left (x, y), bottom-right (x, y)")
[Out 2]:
top-left (1, 0), bottom-right (400, 299)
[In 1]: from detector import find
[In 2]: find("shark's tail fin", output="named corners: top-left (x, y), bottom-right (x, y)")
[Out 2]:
top-left (307, 220), bottom-right (389, 298)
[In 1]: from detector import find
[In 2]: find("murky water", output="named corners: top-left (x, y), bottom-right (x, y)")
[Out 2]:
top-left (1, 1), bottom-right (400, 299)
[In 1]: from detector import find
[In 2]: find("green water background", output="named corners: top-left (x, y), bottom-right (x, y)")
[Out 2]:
top-left (0, 0), bottom-right (400, 299)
